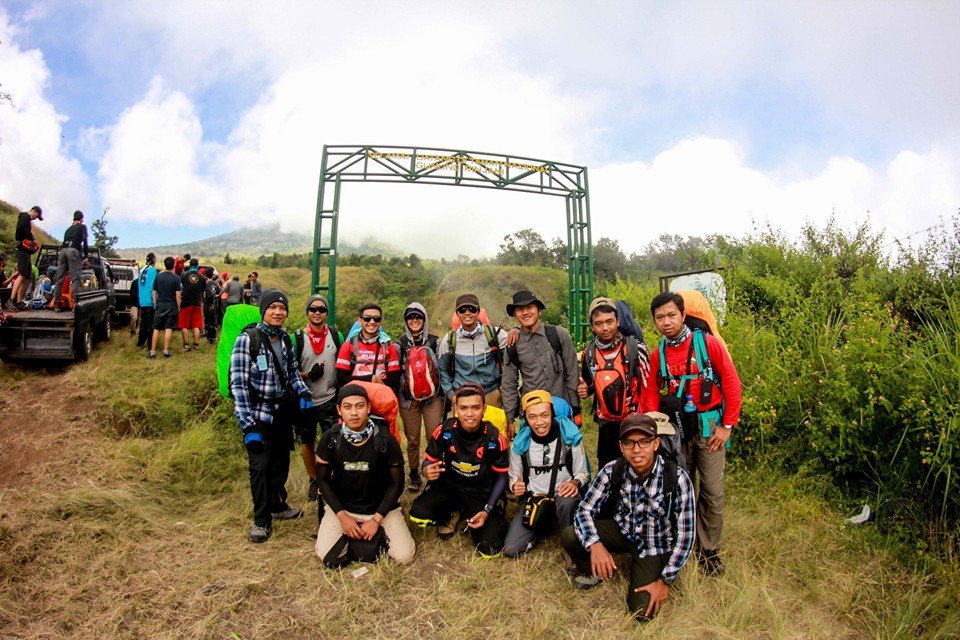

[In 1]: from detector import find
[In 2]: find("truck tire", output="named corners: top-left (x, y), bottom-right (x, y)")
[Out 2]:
top-left (74, 322), bottom-right (92, 362)
top-left (94, 314), bottom-right (111, 342)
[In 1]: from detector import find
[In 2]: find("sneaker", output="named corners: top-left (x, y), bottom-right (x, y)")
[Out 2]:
top-left (148, 351), bottom-right (157, 359)
top-left (406, 474), bottom-right (422, 493)
top-left (163, 350), bottom-right (171, 358)
top-left (437, 511), bottom-right (460, 539)
top-left (699, 549), bottom-right (725, 576)
top-left (16, 301), bottom-right (28, 311)
top-left (307, 477), bottom-right (320, 502)
top-left (193, 343), bottom-right (200, 350)
top-left (271, 507), bottom-right (303, 520)
top-left (249, 525), bottom-right (271, 543)
top-left (573, 574), bottom-right (602, 590)
top-left (4, 301), bottom-right (18, 312)
top-left (183, 344), bottom-right (191, 352)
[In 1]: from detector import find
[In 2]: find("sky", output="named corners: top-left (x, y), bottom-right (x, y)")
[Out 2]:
top-left (0, 0), bottom-right (958, 258)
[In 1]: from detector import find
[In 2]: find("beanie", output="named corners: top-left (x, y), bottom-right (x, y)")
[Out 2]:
top-left (259, 288), bottom-right (289, 317)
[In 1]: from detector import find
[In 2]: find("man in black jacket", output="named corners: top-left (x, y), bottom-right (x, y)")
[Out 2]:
top-left (50, 210), bottom-right (89, 311)
top-left (314, 384), bottom-right (415, 565)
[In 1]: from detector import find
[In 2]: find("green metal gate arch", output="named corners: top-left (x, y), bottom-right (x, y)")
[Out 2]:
top-left (312, 144), bottom-right (594, 342)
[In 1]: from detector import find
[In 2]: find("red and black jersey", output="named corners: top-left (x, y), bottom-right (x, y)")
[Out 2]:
top-left (424, 418), bottom-right (508, 500)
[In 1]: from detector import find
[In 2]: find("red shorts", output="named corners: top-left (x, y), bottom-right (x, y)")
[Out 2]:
top-left (178, 305), bottom-right (203, 330)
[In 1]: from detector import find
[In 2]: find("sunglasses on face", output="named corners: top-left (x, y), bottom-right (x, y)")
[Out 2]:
top-left (362, 315), bottom-right (382, 323)
top-left (307, 306), bottom-right (328, 314)
top-left (457, 305), bottom-right (479, 314)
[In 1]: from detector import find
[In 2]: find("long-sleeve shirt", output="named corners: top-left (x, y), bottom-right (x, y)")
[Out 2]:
top-left (574, 456), bottom-right (695, 585)
top-left (62, 223), bottom-right (89, 256)
top-left (229, 329), bottom-right (310, 432)
top-left (15, 212), bottom-right (34, 244)
top-left (640, 330), bottom-right (742, 426)
top-left (500, 323), bottom-right (580, 420)
top-left (437, 325), bottom-right (507, 397)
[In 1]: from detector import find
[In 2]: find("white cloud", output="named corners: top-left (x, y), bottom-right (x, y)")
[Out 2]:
top-left (95, 76), bottom-right (226, 223)
top-left (0, 10), bottom-right (89, 228)
top-left (590, 137), bottom-right (960, 254)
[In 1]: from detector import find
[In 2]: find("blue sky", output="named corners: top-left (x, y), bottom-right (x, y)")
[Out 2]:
top-left (1, 1), bottom-right (957, 256)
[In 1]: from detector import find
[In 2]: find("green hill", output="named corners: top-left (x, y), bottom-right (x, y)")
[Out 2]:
top-left (118, 224), bottom-right (398, 261)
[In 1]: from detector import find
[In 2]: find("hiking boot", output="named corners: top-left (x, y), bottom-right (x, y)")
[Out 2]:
top-left (406, 473), bottom-right (422, 493)
top-left (163, 350), bottom-right (172, 358)
top-left (699, 548), bottom-right (725, 576)
top-left (249, 525), bottom-right (271, 543)
top-left (437, 511), bottom-right (460, 539)
top-left (573, 573), bottom-right (602, 590)
top-left (271, 507), bottom-right (303, 520)
top-left (148, 351), bottom-right (157, 359)
top-left (307, 477), bottom-right (320, 502)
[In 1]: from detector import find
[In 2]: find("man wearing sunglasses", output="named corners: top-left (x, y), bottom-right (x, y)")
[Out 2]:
top-left (437, 294), bottom-right (507, 412)
top-left (292, 294), bottom-right (344, 502)
top-left (561, 414), bottom-right (694, 622)
top-left (335, 302), bottom-right (401, 394)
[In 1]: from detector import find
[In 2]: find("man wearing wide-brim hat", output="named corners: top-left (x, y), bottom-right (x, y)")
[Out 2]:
top-left (500, 289), bottom-right (580, 433)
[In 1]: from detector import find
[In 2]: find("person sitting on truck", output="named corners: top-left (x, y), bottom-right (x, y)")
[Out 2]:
top-left (49, 210), bottom-right (89, 312)
top-left (150, 256), bottom-right (182, 359)
top-left (136, 253), bottom-right (158, 349)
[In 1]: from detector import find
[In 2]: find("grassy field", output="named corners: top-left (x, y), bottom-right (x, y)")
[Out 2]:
top-left (1, 264), bottom-right (959, 639)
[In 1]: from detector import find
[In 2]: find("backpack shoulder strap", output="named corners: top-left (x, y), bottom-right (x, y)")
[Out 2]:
top-left (445, 330), bottom-right (457, 378)
top-left (485, 325), bottom-right (504, 368)
top-left (545, 324), bottom-right (566, 376)
top-left (292, 329), bottom-right (305, 362)
top-left (329, 325), bottom-right (343, 350)
top-left (243, 324), bottom-right (261, 361)
top-left (661, 458), bottom-right (680, 537)
top-left (348, 334), bottom-right (360, 374)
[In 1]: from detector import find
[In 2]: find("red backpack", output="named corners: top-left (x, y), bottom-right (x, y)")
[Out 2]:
top-left (584, 336), bottom-right (641, 421)
top-left (398, 334), bottom-right (440, 401)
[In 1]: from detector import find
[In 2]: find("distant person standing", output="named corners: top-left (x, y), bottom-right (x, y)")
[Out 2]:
top-left (150, 256), bottom-right (182, 359)
top-left (178, 258), bottom-right (207, 351)
top-left (8, 205), bottom-right (43, 311)
top-left (249, 272), bottom-right (262, 306)
top-left (50, 211), bottom-right (89, 311)
top-left (202, 267), bottom-right (220, 344)
top-left (223, 275), bottom-right (244, 310)
top-left (136, 253), bottom-right (158, 348)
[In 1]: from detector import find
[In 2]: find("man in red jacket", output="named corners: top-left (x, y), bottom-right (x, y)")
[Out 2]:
top-left (640, 291), bottom-right (742, 575)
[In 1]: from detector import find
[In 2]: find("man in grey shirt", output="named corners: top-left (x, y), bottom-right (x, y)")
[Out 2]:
top-left (223, 275), bottom-right (244, 309)
top-left (500, 290), bottom-right (580, 431)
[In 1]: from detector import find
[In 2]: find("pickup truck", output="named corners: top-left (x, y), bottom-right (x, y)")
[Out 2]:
top-left (106, 257), bottom-right (140, 322)
top-left (0, 245), bottom-right (116, 363)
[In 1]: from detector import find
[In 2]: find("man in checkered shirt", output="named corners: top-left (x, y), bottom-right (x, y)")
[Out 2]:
top-left (561, 414), bottom-right (695, 621)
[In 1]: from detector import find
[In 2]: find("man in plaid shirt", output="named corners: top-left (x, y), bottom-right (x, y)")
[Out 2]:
top-left (560, 414), bottom-right (695, 621)
top-left (231, 288), bottom-right (313, 543)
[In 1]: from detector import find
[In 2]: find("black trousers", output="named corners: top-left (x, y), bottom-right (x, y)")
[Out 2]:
top-left (203, 302), bottom-right (218, 342)
top-left (409, 482), bottom-right (507, 555)
top-left (137, 306), bottom-right (155, 347)
top-left (597, 419), bottom-right (624, 470)
top-left (561, 522), bottom-right (669, 620)
top-left (247, 419), bottom-right (294, 527)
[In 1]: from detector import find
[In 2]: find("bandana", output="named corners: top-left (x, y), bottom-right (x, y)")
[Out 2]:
top-left (257, 321), bottom-right (286, 339)
top-left (307, 323), bottom-right (328, 355)
top-left (340, 420), bottom-right (373, 445)
top-left (595, 335), bottom-right (621, 351)
top-left (665, 325), bottom-right (690, 348)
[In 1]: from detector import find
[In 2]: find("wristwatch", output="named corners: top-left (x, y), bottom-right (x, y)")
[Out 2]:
top-left (483, 504), bottom-right (493, 514)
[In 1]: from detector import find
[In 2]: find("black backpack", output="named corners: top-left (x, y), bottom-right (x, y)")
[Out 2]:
top-left (505, 324), bottom-right (566, 377)
top-left (234, 323), bottom-right (295, 403)
top-left (596, 454), bottom-right (680, 535)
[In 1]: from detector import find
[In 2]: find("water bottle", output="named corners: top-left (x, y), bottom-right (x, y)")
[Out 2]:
top-left (683, 394), bottom-right (697, 414)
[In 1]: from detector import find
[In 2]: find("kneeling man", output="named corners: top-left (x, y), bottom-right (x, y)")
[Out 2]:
top-left (315, 384), bottom-right (415, 566)
top-left (504, 390), bottom-right (590, 558)
top-left (409, 383), bottom-right (509, 557)
top-left (561, 414), bottom-right (695, 621)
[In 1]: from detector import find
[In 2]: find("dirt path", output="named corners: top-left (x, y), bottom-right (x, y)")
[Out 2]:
top-left (0, 371), bottom-right (99, 487)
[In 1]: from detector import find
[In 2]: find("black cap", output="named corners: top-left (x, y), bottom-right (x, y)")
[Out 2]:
top-left (506, 290), bottom-right (545, 316)
top-left (337, 383), bottom-right (369, 404)
top-left (73, 210), bottom-right (84, 221)
top-left (619, 414), bottom-right (658, 439)
top-left (259, 288), bottom-right (289, 317)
